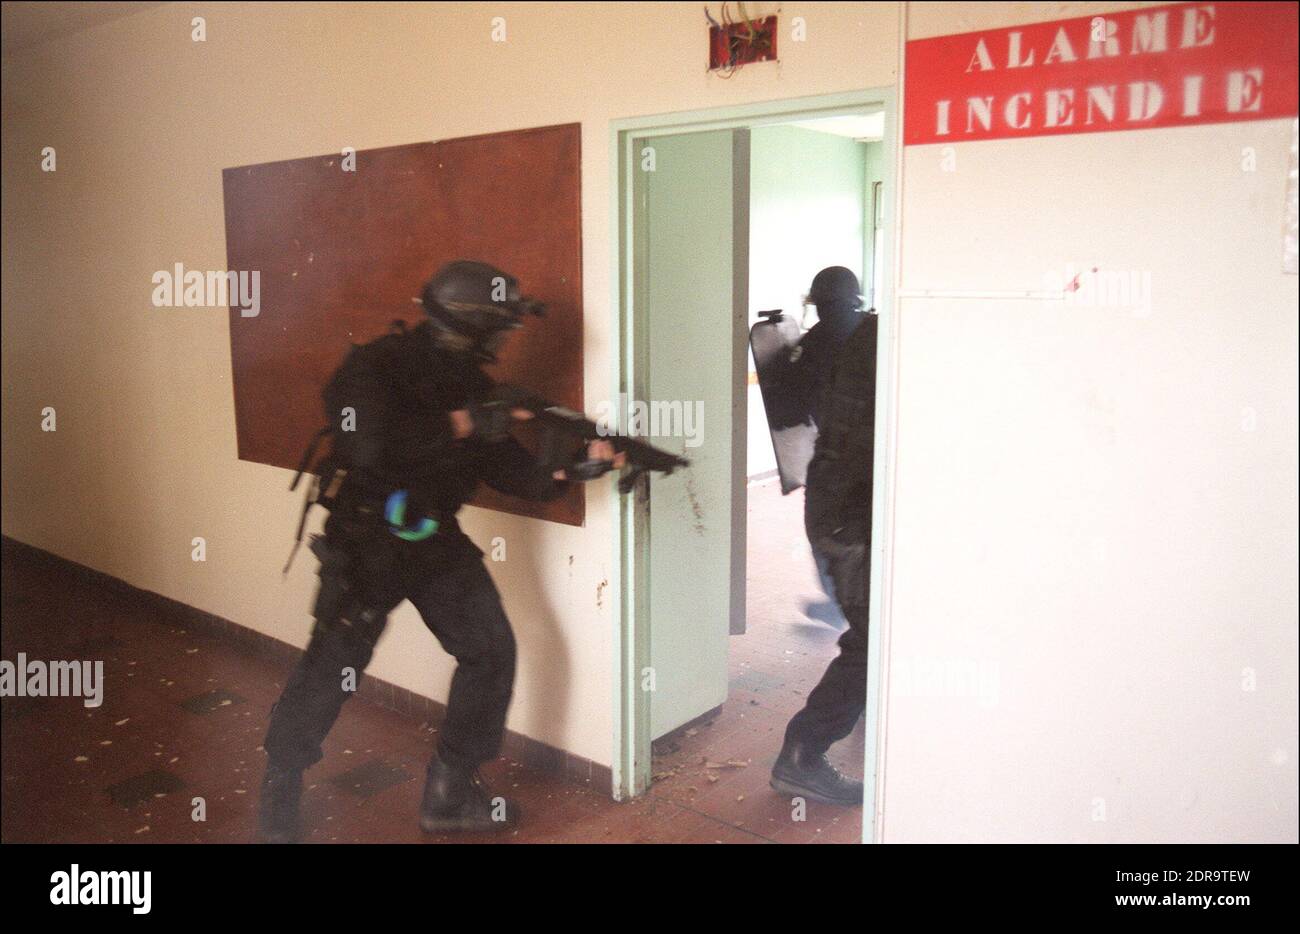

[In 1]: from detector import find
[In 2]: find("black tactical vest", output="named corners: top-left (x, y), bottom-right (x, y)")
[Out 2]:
top-left (804, 314), bottom-right (878, 544)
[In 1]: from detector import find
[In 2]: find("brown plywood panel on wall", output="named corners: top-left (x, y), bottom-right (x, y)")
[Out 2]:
top-left (222, 123), bottom-right (583, 525)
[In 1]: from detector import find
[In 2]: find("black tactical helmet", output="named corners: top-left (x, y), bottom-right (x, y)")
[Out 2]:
top-left (421, 260), bottom-right (545, 360)
top-left (806, 266), bottom-right (864, 311)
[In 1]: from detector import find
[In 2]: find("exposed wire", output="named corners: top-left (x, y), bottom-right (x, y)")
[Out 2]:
top-left (738, 2), bottom-right (756, 40)
top-left (708, 1), bottom-right (775, 79)
top-left (717, 2), bottom-right (737, 78)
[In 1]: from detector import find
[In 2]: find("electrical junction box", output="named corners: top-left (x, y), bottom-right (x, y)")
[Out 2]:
top-left (709, 14), bottom-right (777, 72)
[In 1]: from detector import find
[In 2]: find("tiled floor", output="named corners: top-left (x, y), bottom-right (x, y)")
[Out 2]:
top-left (1, 480), bottom-right (863, 844)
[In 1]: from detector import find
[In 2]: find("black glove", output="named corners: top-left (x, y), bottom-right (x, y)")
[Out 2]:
top-left (562, 458), bottom-right (616, 482)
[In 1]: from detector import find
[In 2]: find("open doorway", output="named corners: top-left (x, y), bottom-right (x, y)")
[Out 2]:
top-left (612, 91), bottom-right (897, 844)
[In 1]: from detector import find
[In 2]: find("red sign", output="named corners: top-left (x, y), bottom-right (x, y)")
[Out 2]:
top-left (904, 2), bottom-right (1299, 145)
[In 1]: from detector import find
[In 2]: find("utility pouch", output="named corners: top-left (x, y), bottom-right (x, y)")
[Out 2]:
top-left (309, 533), bottom-right (355, 622)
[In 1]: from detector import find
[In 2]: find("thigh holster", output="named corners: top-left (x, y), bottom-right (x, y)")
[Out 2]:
top-left (308, 533), bottom-right (387, 647)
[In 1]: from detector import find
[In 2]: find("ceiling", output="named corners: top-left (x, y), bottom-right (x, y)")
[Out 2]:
top-left (1, 1), bottom-right (166, 56)
top-left (787, 112), bottom-right (886, 142)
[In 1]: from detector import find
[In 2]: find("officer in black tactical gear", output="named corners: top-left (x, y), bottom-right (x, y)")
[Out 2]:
top-left (258, 260), bottom-right (620, 843)
top-left (783, 265), bottom-right (869, 430)
top-left (770, 266), bottom-right (876, 806)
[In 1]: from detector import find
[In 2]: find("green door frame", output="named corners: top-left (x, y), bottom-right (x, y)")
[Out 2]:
top-left (609, 87), bottom-right (900, 844)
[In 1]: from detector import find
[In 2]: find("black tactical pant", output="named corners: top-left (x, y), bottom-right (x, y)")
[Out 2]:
top-left (264, 511), bottom-right (515, 775)
top-left (784, 545), bottom-right (868, 755)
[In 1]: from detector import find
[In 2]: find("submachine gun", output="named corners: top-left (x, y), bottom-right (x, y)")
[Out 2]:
top-left (471, 384), bottom-right (690, 493)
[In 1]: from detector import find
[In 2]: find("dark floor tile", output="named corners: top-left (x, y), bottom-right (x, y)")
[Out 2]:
top-left (179, 688), bottom-right (247, 715)
top-left (0, 694), bottom-right (54, 722)
top-left (106, 768), bottom-right (185, 807)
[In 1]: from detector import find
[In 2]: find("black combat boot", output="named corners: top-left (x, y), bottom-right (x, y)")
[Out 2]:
top-left (257, 763), bottom-right (303, 844)
top-left (420, 749), bottom-right (519, 833)
top-left (770, 739), bottom-right (864, 806)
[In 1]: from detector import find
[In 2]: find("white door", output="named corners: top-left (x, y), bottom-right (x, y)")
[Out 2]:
top-left (634, 128), bottom-right (748, 739)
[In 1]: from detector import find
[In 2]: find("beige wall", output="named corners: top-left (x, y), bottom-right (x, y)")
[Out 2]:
top-left (0, 1), bottom-right (900, 769)
top-left (882, 2), bottom-right (1299, 842)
